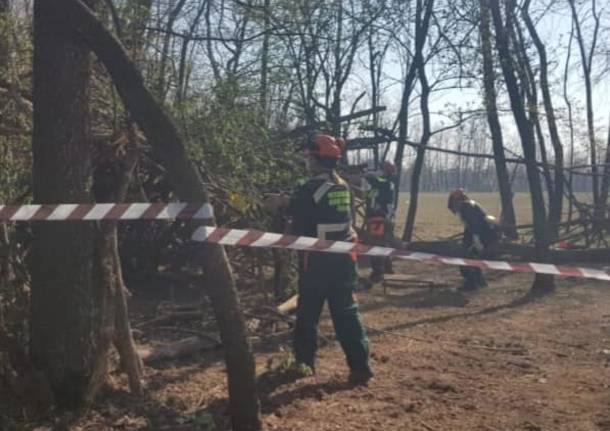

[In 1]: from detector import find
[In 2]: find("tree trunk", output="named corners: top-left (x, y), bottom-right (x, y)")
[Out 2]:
top-left (62, 1), bottom-right (261, 428)
top-left (478, 0), bottom-right (517, 239)
top-left (30, 0), bottom-right (110, 410)
top-left (488, 0), bottom-right (554, 294)
top-left (403, 47), bottom-right (431, 242)
top-left (509, 19), bottom-right (555, 206)
top-left (563, 22), bottom-right (576, 225)
top-left (568, 0), bottom-right (600, 214)
top-left (522, 0), bottom-right (564, 238)
top-left (156, 0), bottom-right (187, 102)
top-left (600, 116), bottom-right (610, 215)
top-left (92, 132), bottom-right (144, 395)
top-left (259, 0), bottom-right (270, 117)
top-left (111, 229), bottom-right (143, 395)
top-left (331, 0), bottom-right (343, 137)
top-left (401, 0), bottom-right (434, 242)
top-left (0, 0), bottom-right (8, 68)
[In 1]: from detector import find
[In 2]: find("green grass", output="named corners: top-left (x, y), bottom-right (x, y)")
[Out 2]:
top-left (394, 192), bottom-right (592, 240)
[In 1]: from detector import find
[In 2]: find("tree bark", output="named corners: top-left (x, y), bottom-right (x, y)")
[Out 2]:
top-left (93, 133), bottom-right (144, 395)
top-left (401, 0), bottom-right (434, 242)
top-left (488, 0), bottom-right (554, 294)
top-left (0, 0), bottom-right (8, 69)
top-left (259, 0), bottom-right (270, 117)
top-left (156, 0), bottom-right (187, 102)
top-left (61, 1), bottom-right (261, 428)
top-left (403, 40), bottom-right (431, 242)
top-left (600, 112), bottom-right (610, 217)
top-left (522, 0), bottom-right (564, 238)
top-left (30, 0), bottom-right (110, 410)
top-left (478, 0), bottom-right (517, 239)
top-left (568, 0), bottom-right (600, 214)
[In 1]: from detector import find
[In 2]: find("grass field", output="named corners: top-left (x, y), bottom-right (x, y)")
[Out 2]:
top-left (394, 192), bottom-right (592, 240)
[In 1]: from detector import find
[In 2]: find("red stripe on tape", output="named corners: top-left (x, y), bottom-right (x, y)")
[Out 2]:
top-left (0, 206), bottom-right (19, 220)
top-left (104, 204), bottom-right (130, 220)
top-left (272, 234), bottom-right (298, 247)
top-left (236, 230), bottom-right (265, 246)
top-left (141, 203), bottom-right (166, 219)
top-left (354, 244), bottom-right (373, 254)
top-left (555, 266), bottom-right (584, 278)
top-left (31, 205), bottom-right (57, 221)
top-left (178, 203), bottom-right (202, 220)
top-left (67, 204), bottom-right (94, 220)
top-left (508, 262), bottom-right (536, 274)
top-left (463, 258), bottom-right (486, 269)
top-left (312, 239), bottom-right (334, 250)
top-left (204, 228), bottom-right (230, 243)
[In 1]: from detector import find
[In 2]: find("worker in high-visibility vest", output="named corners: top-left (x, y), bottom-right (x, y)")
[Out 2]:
top-left (448, 188), bottom-right (501, 291)
top-left (286, 133), bottom-right (373, 385)
top-left (362, 161), bottom-right (397, 284)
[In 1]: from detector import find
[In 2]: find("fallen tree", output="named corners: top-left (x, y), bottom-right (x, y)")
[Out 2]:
top-left (407, 241), bottom-right (610, 265)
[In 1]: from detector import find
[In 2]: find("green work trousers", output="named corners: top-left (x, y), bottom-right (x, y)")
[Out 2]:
top-left (293, 253), bottom-right (370, 373)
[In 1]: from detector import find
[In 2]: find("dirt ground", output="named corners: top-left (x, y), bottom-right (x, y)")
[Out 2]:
top-left (4, 257), bottom-right (609, 431)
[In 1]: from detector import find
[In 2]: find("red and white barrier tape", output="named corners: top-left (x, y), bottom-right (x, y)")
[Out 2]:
top-left (191, 227), bottom-right (610, 282)
top-left (0, 203), bottom-right (214, 221)
top-left (2, 203), bottom-right (607, 282)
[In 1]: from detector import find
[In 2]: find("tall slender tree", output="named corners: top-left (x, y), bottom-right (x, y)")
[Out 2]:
top-left (488, 0), bottom-right (554, 293)
top-left (478, 0), bottom-right (517, 239)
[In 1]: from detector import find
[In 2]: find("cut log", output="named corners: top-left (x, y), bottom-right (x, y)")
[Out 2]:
top-left (383, 274), bottom-right (449, 288)
top-left (277, 294), bottom-right (298, 315)
top-left (138, 336), bottom-right (219, 364)
top-left (135, 311), bottom-right (202, 329)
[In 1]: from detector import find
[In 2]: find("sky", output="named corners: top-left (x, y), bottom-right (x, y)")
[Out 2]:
top-left (343, 0), bottom-right (609, 164)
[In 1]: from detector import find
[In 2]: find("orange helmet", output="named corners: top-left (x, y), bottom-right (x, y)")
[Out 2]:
top-left (448, 188), bottom-right (467, 212)
top-left (306, 134), bottom-right (345, 160)
top-left (382, 161), bottom-right (397, 176)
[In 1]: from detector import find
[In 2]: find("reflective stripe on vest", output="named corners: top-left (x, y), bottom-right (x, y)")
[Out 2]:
top-left (313, 181), bottom-right (335, 204)
top-left (317, 221), bottom-right (351, 240)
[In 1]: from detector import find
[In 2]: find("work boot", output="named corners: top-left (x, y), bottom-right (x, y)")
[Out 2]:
top-left (348, 367), bottom-right (374, 386)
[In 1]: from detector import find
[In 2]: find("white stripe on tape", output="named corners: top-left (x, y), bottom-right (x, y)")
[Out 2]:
top-left (327, 241), bottom-right (357, 253)
top-left (83, 203), bottom-right (114, 220)
top-left (48, 204), bottom-right (79, 220)
top-left (250, 233), bottom-right (284, 248)
top-left (529, 263), bottom-right (562, 276)
top-left (483, 260), bottom-right (513, 271)
top-left (288, 237), bottom-right (318, 250)
top-left (219, 229), bottom-right (249, 246)
top-left (156, 203), bottom-right (187, 219)
top-left (403, 252), bottom-right (437, 261)
top-left (367, 246), bottom-right (394, 256)
top-left (439, 257), bottom-right (468, 266)
top-left (120, 203), bottom-right (152, 220)
top-left (579, 268), bottom-right (610, 281)
top-left (10, 204), bottom-right (41, 221)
